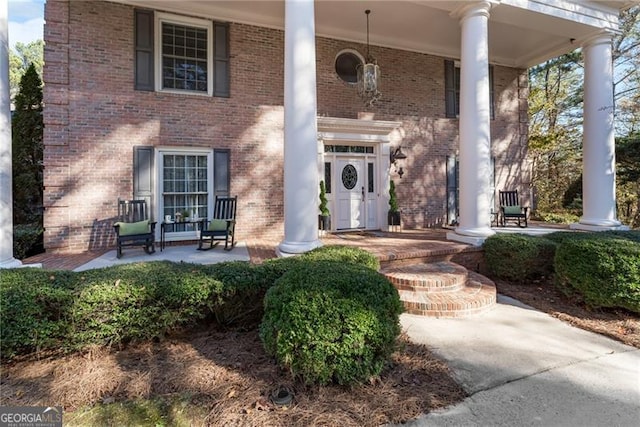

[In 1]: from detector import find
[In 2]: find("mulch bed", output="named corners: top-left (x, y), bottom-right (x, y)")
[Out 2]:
top-left (495, 278), bottom-right (640, 349)
top-left (0, 329), bottom-right (466, 426)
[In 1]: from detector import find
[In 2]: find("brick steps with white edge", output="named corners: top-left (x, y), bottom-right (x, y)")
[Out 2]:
top-left (382, 261), bottom-right (496, 318)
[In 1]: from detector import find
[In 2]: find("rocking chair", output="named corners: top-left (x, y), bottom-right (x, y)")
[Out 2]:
top-left (113, 199), bottom-right (156, 258)
top-left (198, 196), bottom-right (237, 251)
top-left (499, 190), bottom-right (529, 228)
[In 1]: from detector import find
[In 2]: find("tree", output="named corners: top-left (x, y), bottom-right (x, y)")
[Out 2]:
top-left (613, 7), bottom-right (640, 135)
top-left (617, 133), bottom-right (640, 227)
top-left (9, 40), bottom-right (44, 100)
top-left (528, 5), bottom-right (640, 217)
top-left (528, 52), bottom-right (583, 213)
top-left (12, 63), bottom-right (44, 226)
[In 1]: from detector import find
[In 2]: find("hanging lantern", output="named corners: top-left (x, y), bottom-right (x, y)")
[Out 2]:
top-left (356, 10), bottom-right (381, 107)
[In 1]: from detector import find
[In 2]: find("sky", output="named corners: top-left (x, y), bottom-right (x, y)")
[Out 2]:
top-left (8, 0), bottom-right (45, 49)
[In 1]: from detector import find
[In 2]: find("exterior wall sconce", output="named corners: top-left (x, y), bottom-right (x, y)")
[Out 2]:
top-left (390, 146), bottom-right (407, 178)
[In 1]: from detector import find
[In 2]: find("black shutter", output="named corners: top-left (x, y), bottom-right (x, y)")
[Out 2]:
top-left (133, 146), bottom-right (154, 219)
top-left (446, 155), bottom-right (459, 225)
top-left (489, 65), bottom-right (495, 120)
top-left (445, 60), bottom-right (456, 118)
top-left (213, 22), bottom-right (230, 97)
top-left (135, 9), bottom-right (154, 91)
top-left (214, 149), bottom-right (230, 196)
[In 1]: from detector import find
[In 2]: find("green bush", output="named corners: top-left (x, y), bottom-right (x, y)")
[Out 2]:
top-left (300, 245), bottom-right (380, 271)
top-left (483, 234), bottom-right (557, 282)
top-left (554, 233), bottom-right (640, 313)
top-left (70, 262), bottom-right (221, 347)
top-left (13, 223), bottom-right (43, 259)
top-left (1, 261), bottom-right (269, 359)
top-left (0, 269), bottom-right (75, 358)
top-left (205, 261), bottom-right (269, 326)
top-left (260, 261), bottom-right (403, 385)
top-left (532, 211), bottom-right (581, 224)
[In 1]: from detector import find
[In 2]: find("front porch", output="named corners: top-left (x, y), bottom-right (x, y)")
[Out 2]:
top-left (22, 222), bottom-right (567, 271)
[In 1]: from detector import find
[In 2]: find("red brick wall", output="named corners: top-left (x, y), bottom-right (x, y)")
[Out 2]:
top-left (43, 0), bottom-right (529, 253)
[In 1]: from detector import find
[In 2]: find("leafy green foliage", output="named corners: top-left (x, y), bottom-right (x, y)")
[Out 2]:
top-left (0, 269), bottom-right (75, 358)
top-left (319, 180), bottom-right (330, 216)
top-left (301, 245), bottom-right (380, 271)
top-left (260, 261), bottom-right (402, 385)
top-left (483, 234), bottom-right (557, 282)
top-left (0, 261), bottom-right (271, 359)
top-left (12, 63), bottom-right (44, 259)
top-left (554, 232), bottom-right (640, 313)
top-left (13, 223), bottom-right (44, 259)
top-left (9, 40), bottom-right (44, 99)
top-left (69, 262), bottom-right (221, 347)
top-left (389, 180), bottom-right (399, 213)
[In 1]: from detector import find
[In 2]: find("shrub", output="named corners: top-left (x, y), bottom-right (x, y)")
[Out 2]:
top-left (260, 261), bottom-right (403, 385)
top-left (13, 223), bottom-right (43, 259)
top-left (301, 245), bottom-right (380, 271)
top-left (554, 233), bottom-right (640, 313)
top-left (70, 262), bottom-right (221, 347)
top-left (483, 234), bottom-right (557, 282)
top-left (205, 261), bottom-right (269, 326)
top-left (0, 269), bottom-right (75, 358)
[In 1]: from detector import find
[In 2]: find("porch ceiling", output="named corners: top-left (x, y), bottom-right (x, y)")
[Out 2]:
top-left (120, 0), bottom-right (628, 68)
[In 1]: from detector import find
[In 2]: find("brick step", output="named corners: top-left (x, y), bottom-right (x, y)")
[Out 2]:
top-left (382, 261), bottom-right (468, 292)
top-left (383, 258), bottom-right (497, 318)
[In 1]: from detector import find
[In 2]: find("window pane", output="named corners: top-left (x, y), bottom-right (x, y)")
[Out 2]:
top-left (368, 163), bottom-right (374, 193)
top-left (161, 21), bottom-right (208, 93)
top-left (324, 162), bottom-right (331, 194)
top-left (163, 153), bottom-right (209, 227)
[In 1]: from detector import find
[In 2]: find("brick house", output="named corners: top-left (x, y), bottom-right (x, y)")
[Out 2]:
top-left (14, 0), bottom-right (626, 258)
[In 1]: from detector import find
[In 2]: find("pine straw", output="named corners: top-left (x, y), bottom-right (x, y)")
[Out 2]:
top-left (495, 279), bottom-right (640, 349)
top-left (0, 330), bottom-right (466, 426)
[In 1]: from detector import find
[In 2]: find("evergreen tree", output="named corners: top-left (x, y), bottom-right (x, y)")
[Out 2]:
top-left (12, 63), bottom-right (44, 226)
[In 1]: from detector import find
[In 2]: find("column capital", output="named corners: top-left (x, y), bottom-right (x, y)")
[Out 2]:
top-left (581, 30), bottom-right (615, 49)
top-left (451, 1), bottom-right (495, 21)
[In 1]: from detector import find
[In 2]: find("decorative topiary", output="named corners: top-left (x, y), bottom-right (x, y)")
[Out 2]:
top-left (554, 233), bottom-right (640, 313)
top-left (389, 180), bottom-right (399, 213)
top-left (483, 234), bottom-right (557, 282)
top-left (319, 180), bottom-right (330, 216)
top-left (259, 261), bottom-right (403, 385)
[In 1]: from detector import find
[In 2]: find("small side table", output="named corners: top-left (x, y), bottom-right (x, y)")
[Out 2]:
top-left (160, 220), bottom-right (202, 251)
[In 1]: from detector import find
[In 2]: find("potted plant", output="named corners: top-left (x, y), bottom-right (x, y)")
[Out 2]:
top-left (388, 180), bottom-right (401, 226)
top-left (318, 180), bottom-right (331, 231)
top-left (181, 209), bottom-right (190, 222)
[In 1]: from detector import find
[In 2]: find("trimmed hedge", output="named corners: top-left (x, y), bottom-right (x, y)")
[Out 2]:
top-left (0, 245), bottom-right (380, 360)
top-left (259, 261), bottom-right (402, 386)
top-left (300, 244), bottom-right (380, 271)
top-left (0, 261), bottom-right (265, 359)
top-left (554, 233), bottom-right (640, 313)
top-left (483, 234), bottom-right (557, 282)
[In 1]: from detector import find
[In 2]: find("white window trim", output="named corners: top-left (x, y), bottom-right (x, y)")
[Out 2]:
top-left (155, 12), bottom-right (214, 96)
top-left (156, 147), bottom-right (214, 241)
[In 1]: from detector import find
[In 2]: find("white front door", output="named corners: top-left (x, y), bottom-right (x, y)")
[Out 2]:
top-left (336, 158), bottom-right (366, 229)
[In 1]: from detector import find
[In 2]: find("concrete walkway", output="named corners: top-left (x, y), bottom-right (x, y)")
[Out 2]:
top-left (397, 295), bottom-right (640, 427)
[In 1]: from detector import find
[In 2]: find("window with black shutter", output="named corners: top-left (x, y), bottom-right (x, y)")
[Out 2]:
top-left (445, 60), bottom-right (494, 119)
top-left (134, 10), bottom-right (230, 97)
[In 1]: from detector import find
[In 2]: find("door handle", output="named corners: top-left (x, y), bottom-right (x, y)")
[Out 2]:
top-left (361, 186), bottom-right (365, 202)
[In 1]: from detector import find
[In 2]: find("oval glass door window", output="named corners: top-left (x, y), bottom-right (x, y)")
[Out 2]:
top-left (342, 164), bottom-right (358, 190)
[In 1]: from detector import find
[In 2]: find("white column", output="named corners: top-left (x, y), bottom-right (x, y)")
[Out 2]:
top-left (277, 0), bottom-right (322, 255)
top-left (447, 1), bottom-right (495, 246)
top-left (571, 32), bottom-right (626, 231)
top-left (0, 0), bottom-right (22, 268)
